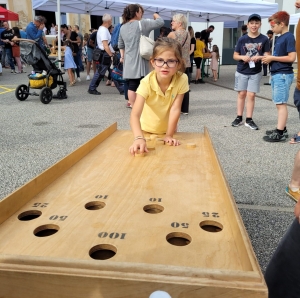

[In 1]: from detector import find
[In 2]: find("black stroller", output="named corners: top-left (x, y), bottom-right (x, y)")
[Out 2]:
top-left (15, 40), bottom-right (67, 104)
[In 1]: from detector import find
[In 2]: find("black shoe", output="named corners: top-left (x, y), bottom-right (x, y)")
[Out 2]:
top-left (198, 79), bottom-right (205, 84)
top-left (245, 119), bottom-right (259, 130)
top-left (266, 128), bottom-right (288, 138)
top-left (263, 131), bottom-right (286, 142)
top-left (88, 89), bottom-right (101, 95)
top-left (231, 117), bottom-right (243, 127)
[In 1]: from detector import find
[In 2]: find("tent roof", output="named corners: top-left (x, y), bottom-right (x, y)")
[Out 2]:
top-left (32, 0), bottom-right (278, 22)
top-left (0, 6), bottom-right (19, 21)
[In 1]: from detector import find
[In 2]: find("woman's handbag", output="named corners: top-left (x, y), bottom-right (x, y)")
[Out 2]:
top-left (111, 63), bottom-right (125, 83)
top-left (138, 21), bottom-right (154, 60)
top-left (12, 44), bottom-right (20, 58)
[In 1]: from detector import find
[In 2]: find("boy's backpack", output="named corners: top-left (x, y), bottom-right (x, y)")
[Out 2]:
top-left (111, 23), bottom-right (122, 51)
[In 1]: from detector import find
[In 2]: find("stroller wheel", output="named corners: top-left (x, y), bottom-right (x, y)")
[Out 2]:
top-left (15, 84), bottom-right (29, 101)
top-left (57, 88), bottom-right (67, 99)
top-left (40, 87), bottom-right (53, 104)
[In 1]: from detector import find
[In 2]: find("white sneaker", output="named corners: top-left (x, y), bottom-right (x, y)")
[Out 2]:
top-left (77, 77), bottom-right (81, 82)
top-left (86, 75), bottom-right (90, 81)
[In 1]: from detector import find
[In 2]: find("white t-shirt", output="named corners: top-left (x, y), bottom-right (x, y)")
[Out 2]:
top-left (96, 26), bottom-right (114, 53)
top-left (43, 27), bottom-right (47, 34)
top-left (50, 27), bottom-right (56, 35)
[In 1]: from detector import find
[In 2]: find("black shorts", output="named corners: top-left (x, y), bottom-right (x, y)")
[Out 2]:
top-left (128, 78), bottom-right (143, 92)
top-left (194, 57), bottom-right (203, 69)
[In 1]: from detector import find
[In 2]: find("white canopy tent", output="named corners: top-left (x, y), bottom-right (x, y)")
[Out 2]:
top-left (32, 0), bottom-right (278, 64)
top-left (33, 0), bottom-right (278, 22)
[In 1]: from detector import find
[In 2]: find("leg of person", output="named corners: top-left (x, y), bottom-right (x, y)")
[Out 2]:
top-left (6, 48), bottom-right (15, 72)
top-left (1, 46), bottom-right (6, 67)
top-left (180, 69), bottom-right (190, 115)
top-left (15, 56), bottom-right (22, 73)
top-left (286, 151), bottom-right (300, 201)
top-left (265, 218), bottom-right (300, 298)
top-left (77, 48), bottom-right (84, 71)
top-left (86, 48), bottom-right (93, 80)
top-left (198, 58), bottom-right (205, 84)
top-left (73, 53), bottom-right (81, 81)
top-left (201, 58), bottom-right (206, 78)
top-left (244, 72), bottom-right (261, 130)
top-left (293, 19), bottom-right (300, 136)
top-left (232, 71), bottom-right (247, 126)
top-left (88, 63), bottom-right (102, 95)
top-left (128, 78), bottom-right (142, 107)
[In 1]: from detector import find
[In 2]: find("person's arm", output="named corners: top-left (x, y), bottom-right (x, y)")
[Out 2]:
top-left (129, 94), bottom-right (148, 156)
top-left (233, 51), bottom-right (250, 63)
top-left (189, 43), bottom-right (195, 55)
top-left (262, 52), bottom-right (296, 64)
top-left (26, 24), bottom-right (44, 40)
top-left (102, 40), bottom-right (114, 56)
top-left (120, 48), bottom-right (125, 63)
top-left (164, 93), bottom-right (184, 146)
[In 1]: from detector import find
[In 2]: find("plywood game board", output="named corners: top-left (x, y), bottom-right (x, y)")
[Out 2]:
top-left (0, 123), bottom-right (267, 298)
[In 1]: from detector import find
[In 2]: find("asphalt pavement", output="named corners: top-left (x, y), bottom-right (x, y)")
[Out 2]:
top-left (0, 63), bottom-right (299, 273)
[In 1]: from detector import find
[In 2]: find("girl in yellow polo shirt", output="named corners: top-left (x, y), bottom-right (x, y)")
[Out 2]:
top-left (129, 37), bottom-right (189, 156)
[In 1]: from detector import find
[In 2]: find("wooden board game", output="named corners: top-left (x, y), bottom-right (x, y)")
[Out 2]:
top-left (0, 123), bottom-right (267, 298)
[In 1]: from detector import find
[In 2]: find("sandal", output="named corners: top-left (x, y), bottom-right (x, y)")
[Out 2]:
top-left (290, 134), bottom-right (300, 144)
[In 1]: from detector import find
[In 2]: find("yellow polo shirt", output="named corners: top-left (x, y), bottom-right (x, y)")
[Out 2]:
top-left (136, 70), bottom-right (189, 134)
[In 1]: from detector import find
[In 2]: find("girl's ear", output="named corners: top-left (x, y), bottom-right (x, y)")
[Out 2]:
top-left (150, 59), bottom-right (155, 68)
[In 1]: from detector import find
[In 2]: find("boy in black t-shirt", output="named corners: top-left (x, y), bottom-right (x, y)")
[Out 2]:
top-left (231, 14), bottom-right (270, 130)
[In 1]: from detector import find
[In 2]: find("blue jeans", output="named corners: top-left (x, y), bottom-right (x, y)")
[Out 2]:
top-left (89, 51), bottom-right (111, 91)
top-left (271, 73), bottom-right (294, 104)
top-left (5, 48), bottom-right (15, 70)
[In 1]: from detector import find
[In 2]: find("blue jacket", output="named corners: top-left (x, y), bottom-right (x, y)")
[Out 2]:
top-left (26, 22), bottom-right (43, 47)
top-left (0, 28), bottom-right (5, 46)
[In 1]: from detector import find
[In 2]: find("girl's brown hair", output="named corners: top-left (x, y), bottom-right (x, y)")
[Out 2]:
top-left (151, 37), bottom-right (186, 73)
top-left (213, 45), bottom-right (220, 60)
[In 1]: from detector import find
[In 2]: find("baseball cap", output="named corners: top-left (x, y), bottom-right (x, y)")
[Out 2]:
top-left (248, 14), bottom-right (261, 22)
top-left (267, 30), bottom-right (273, 35)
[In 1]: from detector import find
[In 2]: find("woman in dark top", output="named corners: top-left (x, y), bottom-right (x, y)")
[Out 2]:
top-left (188, 26), bottom-right (195, 83)
top-left (61, 24), bottom-right (81, 82)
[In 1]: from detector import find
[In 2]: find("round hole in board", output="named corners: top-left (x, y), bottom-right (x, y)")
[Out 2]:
top-left (200, 220), bottom-right (223, 233)
top-left (149, 290), bottom-right (172, 298)
top-left (143, 204), bottom-right (164, 214)
top-left (33, 224), bottom-right (59, 237)
top-left (18, 210), bottom-right (42, 221)
top-left (166, 232), bottom-right (191, 246)
top-left (85, 201), bottom-right (106, 210)
top-left (89, 244), bottom-right (117, 260)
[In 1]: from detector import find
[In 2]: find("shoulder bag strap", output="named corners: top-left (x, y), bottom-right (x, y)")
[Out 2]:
top-left (138, 21), bottom-right (143, 36)
top-left (181, 32), bottom-right (188, 47)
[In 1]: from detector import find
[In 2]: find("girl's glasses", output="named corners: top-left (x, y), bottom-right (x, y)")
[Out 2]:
top-left (154, 59), bottom-right (178, 68)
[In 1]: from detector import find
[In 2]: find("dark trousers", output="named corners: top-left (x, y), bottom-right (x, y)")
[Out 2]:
top-left (264, 219), bottom-right (300, 298)
top-left (73, 52), bottom-right (81, 78)
top-left (181, 68), bottom-right (190, 113)
top-left (89, 52), bottom-right (111, 91)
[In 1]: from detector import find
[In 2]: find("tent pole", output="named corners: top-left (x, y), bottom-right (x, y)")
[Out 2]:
top-left (57, 0), bottom-right (61, 69)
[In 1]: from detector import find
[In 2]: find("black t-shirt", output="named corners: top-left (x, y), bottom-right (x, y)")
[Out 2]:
top-left (1, 29), bottom-right (14, 49)
top-left (87, 31), bottom-right (97, 49)
top-left (200, 29), bottom-right (210, 46)
top-left (63, 31), bottom-right (79, 53)
top-left (234, 34), bottom-right (270, 75)
top-left (190, 37), bottom-right (196, 56)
